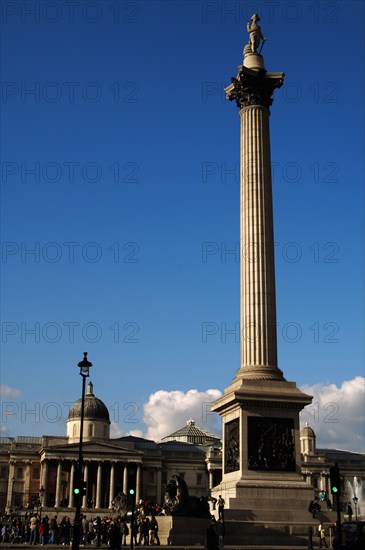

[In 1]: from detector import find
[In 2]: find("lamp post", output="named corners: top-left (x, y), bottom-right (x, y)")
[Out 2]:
top-left (353, 495), bottom-right (358, 521)
top-left (129, 489), bottom-right (135, 550)
top-left (39, 486), bottom-right (45, 521)
top-left (71, 352), bottom-right (92, 550)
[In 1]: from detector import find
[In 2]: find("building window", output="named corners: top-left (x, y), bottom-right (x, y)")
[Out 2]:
top-left (104, 425), bottom-right (107, 437)
top-left (88, 424), bottom-right (93, 437)
top-left (0, 467), bottom-right (7, 479)
top-left (312, 477), bottom-right (318, 488)
top-left (196, 473), bottom-right (202, 486)
top-left (33, 468), bottom-right (40, 479)
top-left (17, 467), bottom-right (23, 479)
top-left (13, 493), bottom-right (22, 507)
top-left (148, 471), bottom-right (155, 483)
top-left (73, 424), bottom-right (77, 437)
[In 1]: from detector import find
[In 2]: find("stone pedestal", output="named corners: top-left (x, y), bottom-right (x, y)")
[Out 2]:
top-left (211, 378), bottom-right (313, 514)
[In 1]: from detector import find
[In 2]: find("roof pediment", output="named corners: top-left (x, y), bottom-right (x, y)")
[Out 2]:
top-left (41, 441), bottom-right (143, 458)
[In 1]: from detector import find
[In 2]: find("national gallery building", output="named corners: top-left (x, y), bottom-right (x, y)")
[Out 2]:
top-left (0, 383), bottom-right (364, 514)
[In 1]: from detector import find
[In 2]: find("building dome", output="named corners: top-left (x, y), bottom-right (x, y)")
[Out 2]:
top-left (300, 423), bottom-right (315, 437)
top-left (68, 382), bottom-right (110, 423)
top-left (161, 418), bottom-right (221, 446)
top-left (66, 382), bottom-right (110, 443)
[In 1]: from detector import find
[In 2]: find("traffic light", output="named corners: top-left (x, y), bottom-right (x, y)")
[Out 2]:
top-left (73, 483), bottom-right (82, 505)
top-left (73, 473), bottom-right (87, 502)
top-left (330, 464), bottom-right (341, 495)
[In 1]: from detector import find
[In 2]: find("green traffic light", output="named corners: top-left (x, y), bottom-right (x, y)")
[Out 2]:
top-left (74, 488), bottom-right (80, 495)
top-left (332, 487), bottom-right (338, 493)
top-left (129, 489), bottom-right (135, 495)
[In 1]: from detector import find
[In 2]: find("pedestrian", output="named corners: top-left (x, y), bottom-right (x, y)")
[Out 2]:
top-left (318, 523), bottom-right (328, 548)
top-left (206, 516), bottom-right (218, 550)
top-left (149, 515), bottom-right (159, 546)
top-left (217, 495), bottom-right (225, 521)
top-left (94, 516), bottom-right (102, 547)
top-left (217, 520), bottom-right (225, 549)
top-left (307, 526), bottom-right (313, 549)
top-left (120, 520), bottom-right (129, 546)
top-left (347, 502), bottom-right (353, 521)
top-left (131, 519), bottom-right (138, 546)
top-left (49, 516), bottom-right (58, 544)
top-left (309, 498), bottom-right (320, 518)
top-left (108, 520), bottom-right (121, 550)
top-left (39, 518), bottom-right (48, 545)
top-left (139, 516), bottom-right (149, 545)
top-left (29, 514), bottom-right (39, 545)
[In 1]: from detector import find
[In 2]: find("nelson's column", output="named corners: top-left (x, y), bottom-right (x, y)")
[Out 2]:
top-left (211, 15), bottom-right (314, 519)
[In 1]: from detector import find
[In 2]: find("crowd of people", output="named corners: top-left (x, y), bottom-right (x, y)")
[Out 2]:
top-left (0, 512), bottom-right (160, 547)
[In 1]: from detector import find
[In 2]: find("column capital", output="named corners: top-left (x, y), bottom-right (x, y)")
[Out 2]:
top-left (225, 65), bottom-right (284, 110)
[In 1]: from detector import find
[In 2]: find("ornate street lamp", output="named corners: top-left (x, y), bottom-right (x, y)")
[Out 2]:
top-left (353, 495), bottom-right (358, 521)
top-left (72, 352), bottom-right (92, 550)
top-left (39, 486), bottom-right (45, 520)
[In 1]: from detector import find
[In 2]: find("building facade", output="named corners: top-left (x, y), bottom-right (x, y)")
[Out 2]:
top-left (0, 384), bottom-right (219, 513)
top-left (0, 386), bottom-right (364, 515)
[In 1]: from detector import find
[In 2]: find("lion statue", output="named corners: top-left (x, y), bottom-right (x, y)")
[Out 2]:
top-left (111, 492), bottom-right (128, 519)
top-left (163, 475), bottom-right (210, 517)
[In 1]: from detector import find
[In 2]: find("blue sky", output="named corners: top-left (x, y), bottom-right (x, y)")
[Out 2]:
top-left (1, 1), bottom-right (364, 451)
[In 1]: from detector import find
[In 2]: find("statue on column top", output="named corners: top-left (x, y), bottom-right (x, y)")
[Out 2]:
top-left (244, 14), bottom-right (266, 56)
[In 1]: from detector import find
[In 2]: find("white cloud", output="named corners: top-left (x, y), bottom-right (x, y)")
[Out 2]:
top-left (110, 422), bottom-right (124, 438)
top-left (0, 385), bottom-right (21, 398)
top-left (107, 379), bottom-right (365, 454)
top-left (143, 388), bottom-right (222, 442)
top-left (300, 377), bottom-right (365, 453)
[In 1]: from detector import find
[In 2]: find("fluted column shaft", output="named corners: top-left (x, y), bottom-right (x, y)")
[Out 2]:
top-left (136, 464), bottom-right (141, 502)
top-left (82, 463), bottom-right (89, 509)
top-left (109, 463), bottom-right (115, 508)
top-left (123, 464), bottom-right (128, 494)
top-left (96, 463), bottom-right (102, 508)
top-left (238, 104), bottom-right (283, 381)
top-left (6, 462), bottom-right (15, 509)
top-left (55, 462), bottom-right (62, 507)
top-left (41, 460), bottom-right (49, 498)
top-left (69, 462), bottom-right (75, 508)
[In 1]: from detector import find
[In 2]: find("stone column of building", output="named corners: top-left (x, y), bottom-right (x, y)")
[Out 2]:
top-left (55, 461), bottom-right (62, 507)
top-left (96, 462), bottom-right (102, 509)
top-left (208, 469), bottom-right (214, 490)
top-left (123, 464), bottom-right (128, 494)
top-left (24, 462), bottom-right (31, 506)
top-left (82, 463), bottom-right (89, 509)
top-left (69, 462), bottom-right (75, 508)
top-left (6, 461), bottom-right (15, 509)
top-left (320, 471), bottom-right (328, 492)
top-left (41, 459), bottom-right (49, 503)
top-left (109, 463), bottom-right (115, 508)
top-left (156, 469), bottom-right (162, 504)
top-left (136, 464), bottom-right (141, 501)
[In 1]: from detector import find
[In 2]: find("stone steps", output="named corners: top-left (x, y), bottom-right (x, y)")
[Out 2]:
top-left (154, 515), bottom-right (340, 547)
top-left (224, 508), bottom-right (338, 523)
